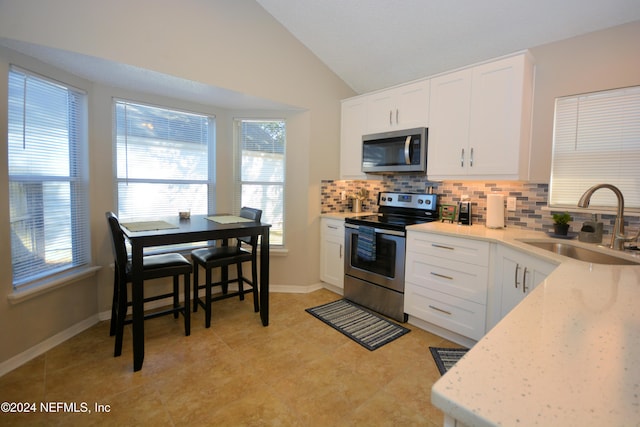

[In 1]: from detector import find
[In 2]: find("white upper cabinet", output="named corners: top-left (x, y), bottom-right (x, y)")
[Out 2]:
top-left (365, 80), bottom-right (430, 134)
top-left (427, 68), bottom-right (473, 176)
top-left (340, 96), bottom-right (368, 179)
top-left (428, 52), bottom-right (535, 180)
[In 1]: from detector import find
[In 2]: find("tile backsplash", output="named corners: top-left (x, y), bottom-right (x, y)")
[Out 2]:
top-left (321, 177), bottom-right (640, 238)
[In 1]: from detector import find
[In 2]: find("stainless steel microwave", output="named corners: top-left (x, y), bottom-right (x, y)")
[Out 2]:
top-left (362, 127), bottom-right (428, 173)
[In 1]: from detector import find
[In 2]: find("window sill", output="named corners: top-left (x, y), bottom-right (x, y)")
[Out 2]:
top-left (543, 206), bottom-right (640, 218)
top-left (7, 266), bottom-right (102, 305)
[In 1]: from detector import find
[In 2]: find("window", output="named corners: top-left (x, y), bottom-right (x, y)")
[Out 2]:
top-left (235, 119), bottom-right (285, 245)
top-left (8, 67), bottom-right (90, 288)
top-left (115, 100), bottom-right (215, 219)
top-left (550, 85), bottom-right (640, 210)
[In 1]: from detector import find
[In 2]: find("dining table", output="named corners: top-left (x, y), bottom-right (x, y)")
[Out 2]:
top-left (120, 214), bottom-right (271, 371)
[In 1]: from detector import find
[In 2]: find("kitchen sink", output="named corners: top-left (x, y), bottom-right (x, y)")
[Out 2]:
top-left (520, 241), bottom-right (639, 265)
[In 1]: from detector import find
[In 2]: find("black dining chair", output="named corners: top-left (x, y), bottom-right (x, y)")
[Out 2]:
top-left (106, 211), bottom-right (192, 357)
top-left (191, 207), bottom-right (262, 328)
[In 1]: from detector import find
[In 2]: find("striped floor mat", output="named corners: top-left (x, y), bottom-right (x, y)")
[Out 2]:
top-left (429, 347), bottom-right (469, 375)
top-left (305, 299), bottom-right (410, 351)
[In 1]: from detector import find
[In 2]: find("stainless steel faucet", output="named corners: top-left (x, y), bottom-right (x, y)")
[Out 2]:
top-left (577, 184), bottom-right (640, 250)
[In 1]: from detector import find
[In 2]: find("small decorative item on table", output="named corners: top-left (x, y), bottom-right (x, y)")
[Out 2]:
top-left (179, 210), bottom-right (191, 220)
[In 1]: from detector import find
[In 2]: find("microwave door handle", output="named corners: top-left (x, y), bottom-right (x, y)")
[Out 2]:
top-left (404, 136), bottom-right (412, 164)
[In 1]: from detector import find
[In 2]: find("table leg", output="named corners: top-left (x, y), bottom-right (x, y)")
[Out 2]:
top-left (259, 228), bottom-right (269, 326)
top-left (131, 243), bottom-right (145, 371)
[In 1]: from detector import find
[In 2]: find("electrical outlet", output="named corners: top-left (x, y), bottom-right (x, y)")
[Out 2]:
top-left (340, 191), bottom-right (347, 201)
top-left (507, 196), bottom-right (517, 211)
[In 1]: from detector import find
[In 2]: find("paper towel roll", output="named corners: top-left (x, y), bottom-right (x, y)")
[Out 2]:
top-left (486, 194), bottom-right (505, 229)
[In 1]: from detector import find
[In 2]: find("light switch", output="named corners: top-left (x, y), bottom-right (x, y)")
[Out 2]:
top-left (507, 197), bottom-right (517, 211)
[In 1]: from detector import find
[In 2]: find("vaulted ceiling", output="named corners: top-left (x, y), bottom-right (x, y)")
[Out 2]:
top-left (256, 0), bottom-right (640, 93)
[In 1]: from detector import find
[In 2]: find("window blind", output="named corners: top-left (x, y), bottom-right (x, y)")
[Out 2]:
top-left (8, 67), bottom-right (90, 287)
top-left (549, 85), bottom-right (640, 210)
top-left (235, 119), bottom-right (285, 245)
top-left (114, 100), bottom-right (214, 220)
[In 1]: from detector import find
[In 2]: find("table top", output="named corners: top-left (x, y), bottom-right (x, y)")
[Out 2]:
top-left (120, 214), bottom-right (271, 246)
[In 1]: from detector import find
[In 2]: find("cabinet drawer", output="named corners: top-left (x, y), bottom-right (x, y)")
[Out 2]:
top-left (407, 231), bottom-right (489, 266)
top-left (321, 218), bottom-right (344, 237)
top-left (405, 255), bottom-right (488, 304)
top-left (405, 282), bottom-right (486, 341)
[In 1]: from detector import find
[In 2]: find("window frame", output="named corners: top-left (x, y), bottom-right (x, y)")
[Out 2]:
top-left (113, 99), bottom-right (216, 221)
top-left (233, 118), bottom-right (286, 247)
top-left (8, 66), bottom-right (90, 289)
top-left (549, 85), bottom-right (640, 213)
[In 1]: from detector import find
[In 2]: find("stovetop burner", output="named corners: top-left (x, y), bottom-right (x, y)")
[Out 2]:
top-left (345, 191), bottom-right (438, 232)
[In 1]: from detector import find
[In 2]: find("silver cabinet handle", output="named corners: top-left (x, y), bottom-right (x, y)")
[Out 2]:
top-left (523, 267), bottom-right (529, 293)
top-left (396, 108), bottom-right (399, 124)
top-left (470, 147), bottom-right (474, 167)
top-left (432, 243), bottom-right (454, 250)
top-left (429, 305), bottom-right (452, 316)
top-left (327, 225), bottom-right (338, 230)
top-left (430, 272), bottom-right (454, 280)
top-left (460, 148), bottom-right (465, 167)
top-left (514, 264), bottom-right (520, 288)
top-left (389, 110), bottom-right (393, 126)
top-left (339, 244), bottom-right (343, 259)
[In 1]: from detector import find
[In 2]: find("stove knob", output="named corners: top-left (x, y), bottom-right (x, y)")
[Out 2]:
top-left (418, 199), bottom-right (424, 204)
top-left (388, 197), bottom-right (393, 202)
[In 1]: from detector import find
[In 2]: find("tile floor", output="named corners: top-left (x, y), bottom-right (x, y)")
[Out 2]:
top-left (0, 289), bottom-right (458, 426)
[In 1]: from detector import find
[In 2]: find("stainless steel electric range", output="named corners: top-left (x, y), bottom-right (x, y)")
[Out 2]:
top-left (344, 191), bottom-right (438, 322)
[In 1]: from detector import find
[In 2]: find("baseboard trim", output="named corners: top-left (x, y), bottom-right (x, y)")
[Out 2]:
top-left (0, 315), bottom-right (100, 378)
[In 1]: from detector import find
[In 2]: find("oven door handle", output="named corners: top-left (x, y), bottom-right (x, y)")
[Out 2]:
top-left (345, 223), bottom-right (405, 237)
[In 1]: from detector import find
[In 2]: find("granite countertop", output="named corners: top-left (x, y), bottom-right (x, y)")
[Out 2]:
top-left (406, 222), bottom-right (640, 427)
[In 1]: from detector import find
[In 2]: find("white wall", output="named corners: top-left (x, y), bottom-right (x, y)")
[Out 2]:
top-left (528, 21), bottom-right (640, 182)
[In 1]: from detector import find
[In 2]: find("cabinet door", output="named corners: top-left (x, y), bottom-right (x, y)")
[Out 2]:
top-left (407, 230), bottom-right (490, 267)
top-left (366, 90), bottom-right (396, 133)
top-left (405, 281), bottom-right (486, 341)
top-left (320, 219), bottom-right (345, 288)
top-left (340, 97), bottom-right (368, 179)
top-left (366, 80), bottom-right (430, 133)
top-left (395, 80), bottom-right (430, 129)
top-left (496, 245), bottom-right (557, 321)
top-left (468, 54), bottom-right (532, 177)
top-left (405, 254), bottom-right (488, 305)
top-left (427, 68), bottom-right (472, 176)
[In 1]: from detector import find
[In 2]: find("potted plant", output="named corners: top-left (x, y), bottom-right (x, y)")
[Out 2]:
top-left (552, 212), bottom-right (572, 235)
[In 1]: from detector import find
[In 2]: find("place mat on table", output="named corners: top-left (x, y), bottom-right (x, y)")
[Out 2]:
top-left (206, 215), bottom-right (254, 224)
top-left (121, 221), bottom-right (178, 232)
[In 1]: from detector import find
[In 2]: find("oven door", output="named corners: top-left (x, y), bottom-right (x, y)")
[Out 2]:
top-left (344, 224), bottom-right (405, 292)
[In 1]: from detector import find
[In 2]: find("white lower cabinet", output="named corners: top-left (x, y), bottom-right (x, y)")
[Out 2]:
top-left (405, 231), bottom-right (489, 341)
top-left (488, 245), bottom-right (558, 330)
top-left (320, 218), bottom-right (345, 289)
